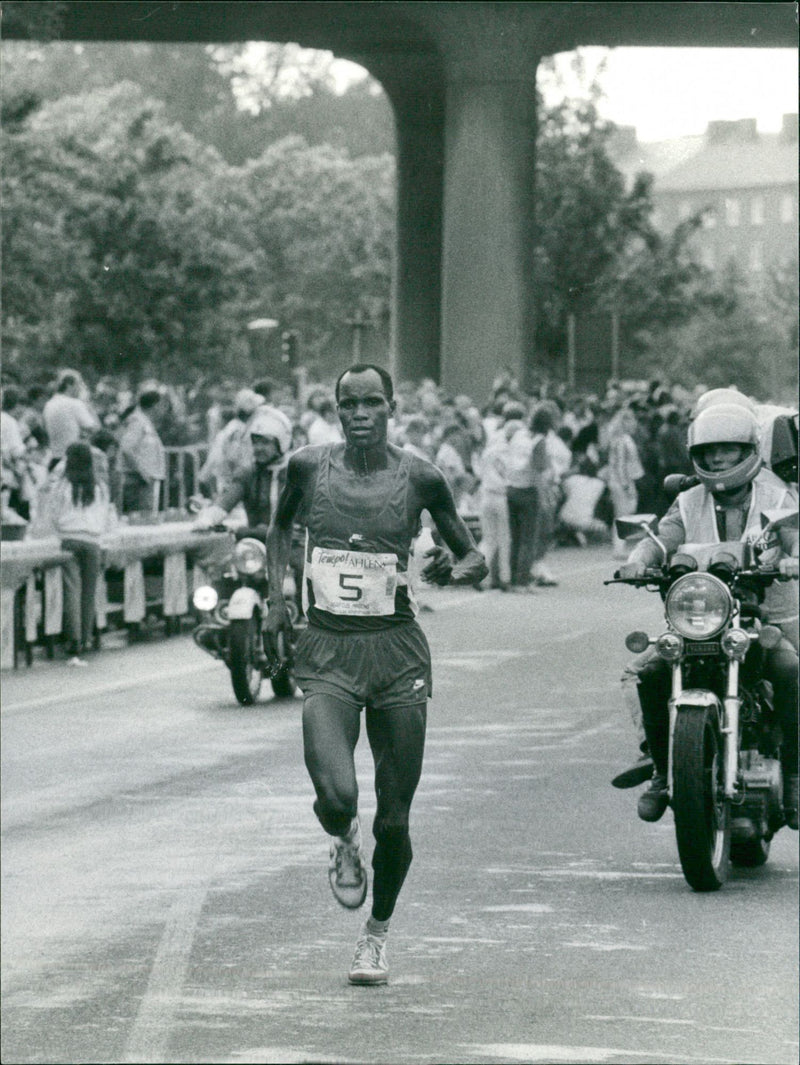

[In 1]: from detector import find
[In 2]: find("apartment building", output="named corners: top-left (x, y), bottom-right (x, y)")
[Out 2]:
top-left (613, 114), bottom-right (798, 275)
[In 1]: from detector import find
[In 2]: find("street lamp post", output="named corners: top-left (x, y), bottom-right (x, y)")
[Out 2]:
top-left (346, 309), bottom-right (369, 360)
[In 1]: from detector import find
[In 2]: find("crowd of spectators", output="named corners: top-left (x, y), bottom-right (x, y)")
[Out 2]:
top-left (2, 362), bottom-right (795, 663)
top-left (2, 363), bottom-right (715, 584)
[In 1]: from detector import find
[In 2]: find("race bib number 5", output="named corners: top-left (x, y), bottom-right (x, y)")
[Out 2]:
top-left (307, 547), bottom-right (398, 616)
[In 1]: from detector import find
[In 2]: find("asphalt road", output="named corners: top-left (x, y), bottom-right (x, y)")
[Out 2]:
top-left (2, 546), bottom-right (798, 1065)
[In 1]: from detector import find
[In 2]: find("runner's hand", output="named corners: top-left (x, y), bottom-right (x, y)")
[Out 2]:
top-left (421, 546), bottom-right (453, 586)
top-left (449, 549), bottom-right (489, 586)
top-left (265, 599), bottom-right (293, 661)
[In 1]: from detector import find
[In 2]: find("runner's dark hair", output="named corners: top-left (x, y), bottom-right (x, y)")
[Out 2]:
top-left (335, 364), bottom-right (394, 403)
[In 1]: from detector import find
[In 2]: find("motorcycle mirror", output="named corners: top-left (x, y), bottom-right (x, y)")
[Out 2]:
top-left (663, 474), bottom-right (700, 499)
top-left (615, 515), bottom-right (669, 564)
top-left (615, 515), bottom-right (658, 540)
top-left (760, 508), bottom-right (799, 533)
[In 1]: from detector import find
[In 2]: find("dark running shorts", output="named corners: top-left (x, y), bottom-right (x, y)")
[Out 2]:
top-left (293, 621), bottom-right (432, 710)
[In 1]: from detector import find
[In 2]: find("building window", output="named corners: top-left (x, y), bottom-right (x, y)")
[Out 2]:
top-left (725, 198), bottom-right (741, 226)
top-left (702, 207), bottom-right (717, 228)
top-left (749, 242), bottom-right (763, 271)
top-left (750, 196), bottom-right (765, 226)
top-left (701, 245), bottom-right (716, 270)
top-left (678, 200), bottom-right (692, 221)
top-left (780, 193), bottom-right (796, 223)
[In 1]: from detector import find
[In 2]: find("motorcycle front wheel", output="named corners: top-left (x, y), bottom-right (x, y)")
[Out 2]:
top-left (270, 668), bottom-right (297, 699)
top-left (672, 706), bottom-right (731, 891)
top-left (229, 616), bottom-right (263, 705)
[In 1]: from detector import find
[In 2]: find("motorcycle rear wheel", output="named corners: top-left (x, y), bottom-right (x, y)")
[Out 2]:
top-left (673, 706), bottom-right (730, 891)
top-left (229, 616), bottom-right (263, 705)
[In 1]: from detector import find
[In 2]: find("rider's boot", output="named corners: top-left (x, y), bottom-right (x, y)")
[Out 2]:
top-left (637, 771), bottom-right (669, 822)
top-left (612, 742), bottom-right (654, 789)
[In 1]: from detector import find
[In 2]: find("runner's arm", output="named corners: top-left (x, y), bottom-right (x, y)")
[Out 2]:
top-left (417, 463), bottom-right (488, 585)
top-left (265, 451), bottom-right (312, 626)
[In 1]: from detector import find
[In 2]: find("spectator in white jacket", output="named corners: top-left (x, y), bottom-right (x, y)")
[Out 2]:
top-left (476, 425), bottom-right (512, 590)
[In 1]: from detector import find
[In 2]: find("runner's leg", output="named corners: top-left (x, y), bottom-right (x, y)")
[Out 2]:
top-left (303, 693), bottom-right (362, 837)
top-left (365, 701), bottom-right (427, 921)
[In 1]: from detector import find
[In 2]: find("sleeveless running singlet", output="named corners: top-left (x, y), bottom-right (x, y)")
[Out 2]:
top-left (300, 445), bottom-right (421, 631)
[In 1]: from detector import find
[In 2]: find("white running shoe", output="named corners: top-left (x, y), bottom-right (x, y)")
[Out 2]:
top-left (348, 927), bottom-right (388, 985)
top-left (328, 817), bottom-right (368, 909)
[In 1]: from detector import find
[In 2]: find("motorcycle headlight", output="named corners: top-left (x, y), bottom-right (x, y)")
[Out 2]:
top-left (193, 585), bottom-right (219, 612)
top-left (665, 573), bottom-right (732, 639)
top-left (234, 537), bottom-right (267, 576)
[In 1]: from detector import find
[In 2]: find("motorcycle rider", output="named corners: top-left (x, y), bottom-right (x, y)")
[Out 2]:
top-left (617, 401), bottom-right (799, 829)
top-left (192, 405), bottom-right (303, 609)
top-left (193, 405), bottom-right (294, 537)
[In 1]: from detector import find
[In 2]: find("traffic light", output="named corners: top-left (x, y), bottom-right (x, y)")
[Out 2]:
top-left (281, 330), bottom-right (299, 365)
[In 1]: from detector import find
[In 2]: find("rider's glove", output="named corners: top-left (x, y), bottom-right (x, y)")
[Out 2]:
top-left (779, 556), bottom-right (799, 580)
top-left (617, 561), bottom-right (648, 579)
top-left (193, 504), bottom-right (227, 530)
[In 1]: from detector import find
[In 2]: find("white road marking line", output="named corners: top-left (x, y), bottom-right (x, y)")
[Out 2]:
top-left (123, 884), bottom-right (208, 1064)
top-left (2, 660), bottom-right (218, 714)
top-left (463, 1044), bottom-right (743, 1064)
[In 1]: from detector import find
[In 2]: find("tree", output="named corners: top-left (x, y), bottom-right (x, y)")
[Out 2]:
top-left (534, 90), bottom-right (707, 371)
top-left (237, 135), bottom-right (395, 376)
top-left (636, 261), bottom-right (799, 401)
top-left (1, 40), bottom-right (395, 165)
top-left (2, 83), bottom-right (266, 382)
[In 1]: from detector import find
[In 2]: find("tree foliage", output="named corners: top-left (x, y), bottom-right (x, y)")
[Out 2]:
top-left (3, 40), bottom-right (791, 396)
top-left (1, 41), bottom-right (395, 164)
top-left (534, 93), bottom-right (708, 367)
top-left (1, 76), bottom-right (394, 384)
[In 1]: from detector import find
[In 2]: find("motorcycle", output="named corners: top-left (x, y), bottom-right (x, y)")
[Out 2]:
top-left (191, 524), bottom-right (299, 705)
top-left (606, 505), bottom-right (798, 891)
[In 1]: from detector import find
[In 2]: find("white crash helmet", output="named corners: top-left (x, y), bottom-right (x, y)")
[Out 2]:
top-left (687, 403), bottom-right (762, 492)
top-left (247, 405), bottom-right (293, 458)
top-left (692, 387), bottom-right (755, 418)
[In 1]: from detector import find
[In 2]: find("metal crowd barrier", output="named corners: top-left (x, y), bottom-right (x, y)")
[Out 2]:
top-left (162, 444), bottom-right (209, 512)
top-left (0, 523), bottom-right (228, 670)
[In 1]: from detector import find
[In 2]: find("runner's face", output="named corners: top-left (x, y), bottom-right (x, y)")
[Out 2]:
top-left (337, 370), bottom-right (395, 448)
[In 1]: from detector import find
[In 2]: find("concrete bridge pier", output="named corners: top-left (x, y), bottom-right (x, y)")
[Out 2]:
top-left (440, 61), bottom-right (540, 402)
top-left (376, 60), bottom-right (446, 388)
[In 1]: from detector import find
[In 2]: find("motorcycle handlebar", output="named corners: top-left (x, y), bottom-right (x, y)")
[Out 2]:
top-left (605, 567), bottom-right (795, 587)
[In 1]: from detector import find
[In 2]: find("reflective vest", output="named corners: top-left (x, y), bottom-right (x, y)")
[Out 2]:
top-left (677, 469), bottom-right (798, 624)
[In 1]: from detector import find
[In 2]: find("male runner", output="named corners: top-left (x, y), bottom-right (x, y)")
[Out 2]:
top-left (265, 364), bottom-right (487, 985)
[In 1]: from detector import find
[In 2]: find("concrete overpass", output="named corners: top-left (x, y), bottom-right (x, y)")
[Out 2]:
top-left (7, 2), bottom-right (797, 398)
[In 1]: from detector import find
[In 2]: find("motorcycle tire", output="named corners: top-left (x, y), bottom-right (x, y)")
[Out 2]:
top-left (672, 706), bottom-right (731, 891)
top-left (229, 616), bottom-right (263, 706)
top-left (731, 836), bottom-right (771, 867)
top-left (270, 668), bottom-right (297, 699)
